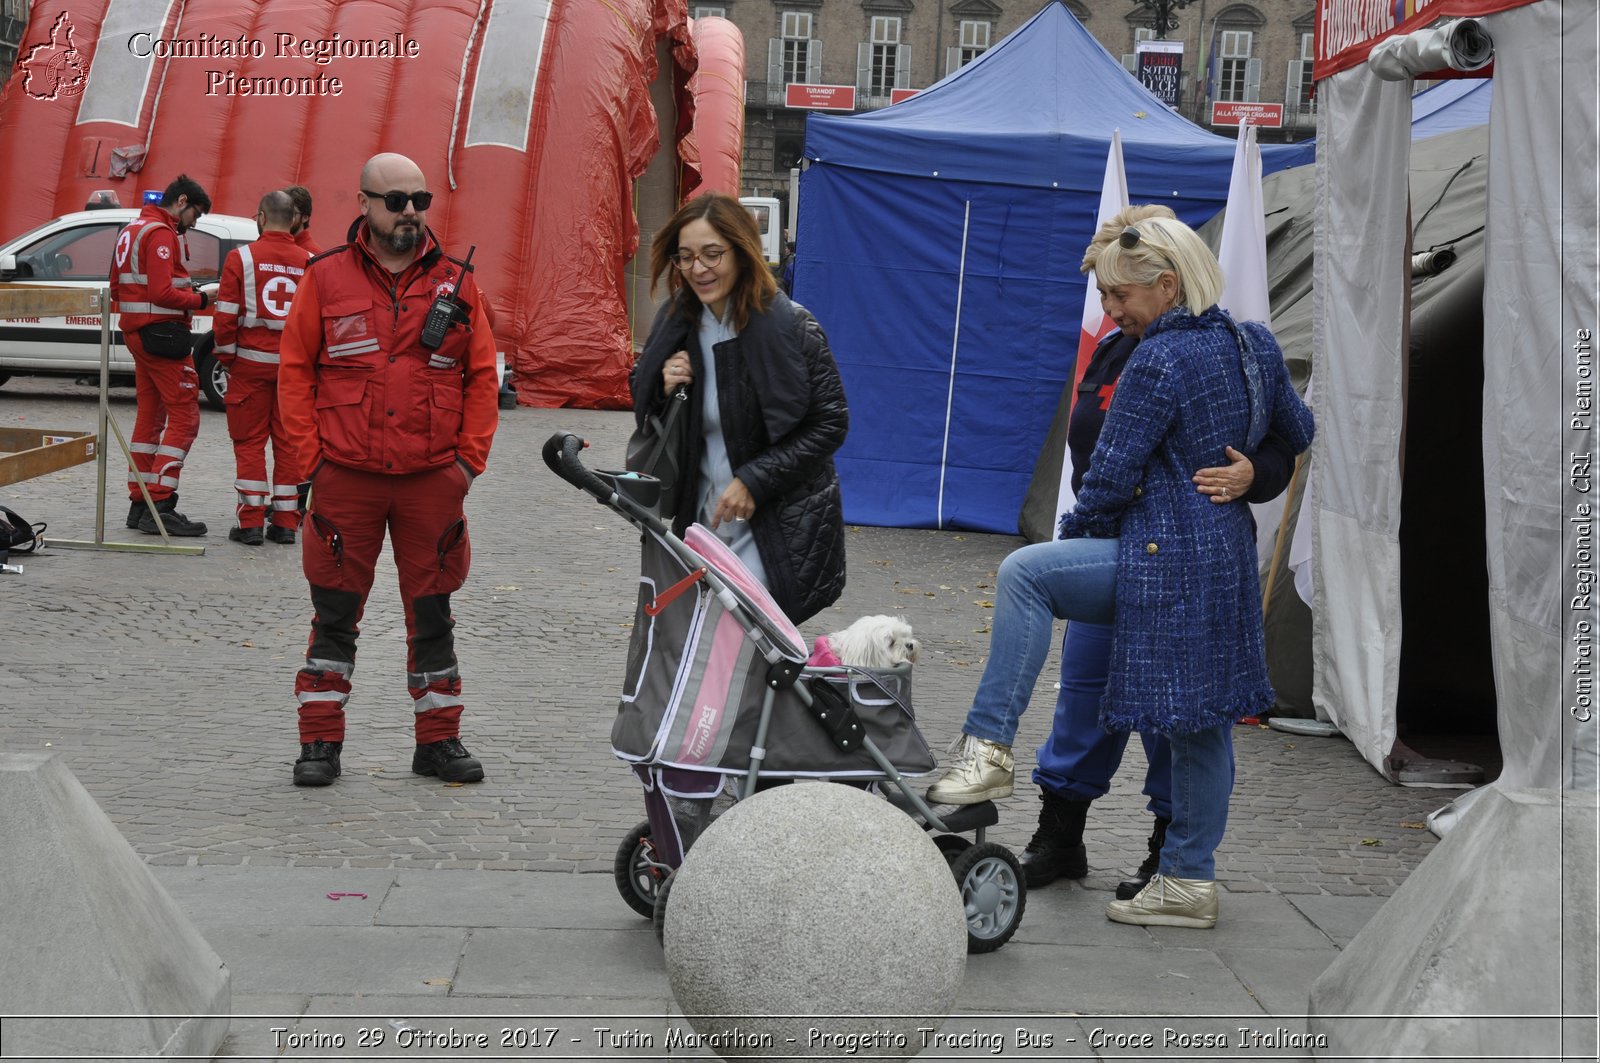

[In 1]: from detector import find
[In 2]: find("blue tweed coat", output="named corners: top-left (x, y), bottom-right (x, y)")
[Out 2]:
top-left (1058, 306), bottom-right (1314, 735)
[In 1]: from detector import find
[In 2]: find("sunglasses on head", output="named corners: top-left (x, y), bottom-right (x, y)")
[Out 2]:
top-left (1119, 225), bottom-right (1144, 249)
top-left (363, 189), bottom-right (434, 212)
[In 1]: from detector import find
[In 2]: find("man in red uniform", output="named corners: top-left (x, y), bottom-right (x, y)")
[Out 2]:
top-left (213, 190), bottom-right (309, 546)
top-left (113, 174), bottom-right (214, 536)
top-left (278, 153), bottom-right (499, 786)
top-left (285, 185), bottom-right (322, 256)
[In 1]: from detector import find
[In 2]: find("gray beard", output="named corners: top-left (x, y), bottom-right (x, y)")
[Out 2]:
top-left (376, 223), bottom-right (420, 255)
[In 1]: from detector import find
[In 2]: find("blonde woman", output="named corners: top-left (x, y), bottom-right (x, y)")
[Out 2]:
top-left (928, 216), bottom-right (1313, 928)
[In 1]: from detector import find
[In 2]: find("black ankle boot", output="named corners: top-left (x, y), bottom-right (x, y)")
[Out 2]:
top-left (1115, 815), bottom-right (1171, 900)
top-left (1018, 790), bottom-right (1091, 888)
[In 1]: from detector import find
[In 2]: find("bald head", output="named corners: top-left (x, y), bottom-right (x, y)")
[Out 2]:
top-left (256, 189), bottom-right (295, 231)
top-left (360, 153), bottom-right (425, 193)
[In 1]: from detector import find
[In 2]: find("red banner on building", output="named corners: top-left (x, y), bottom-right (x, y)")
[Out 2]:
top-left (1212, 101), bottom-right (1285, 127)
top-left (889, 87), bottom-right (921, 104)
top-left (1314, 0), bottom-right (1536, 80)
top-left (786, 83), bottom-right (856, 111)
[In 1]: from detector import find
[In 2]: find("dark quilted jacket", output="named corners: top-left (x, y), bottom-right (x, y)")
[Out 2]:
top-left (635, 292), bottom-right (849, 624)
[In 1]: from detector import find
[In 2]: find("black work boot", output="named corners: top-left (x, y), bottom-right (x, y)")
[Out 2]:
top-left (1116, 815), bottom-right (1171, 900)
top-left (293, 740), bottom-right (343, 786)
top-left (126, 500), bottom-right (148, 529)
top-left (1018, 789), bottom-right (1091, 888)
top-left (228, 526), bottom-right (265, 546)
top-left (137, 496), bottom-right (208, 537)
top-left (413, 737), bottom-right (485, 783)
top-left (266, 525), bottom-right (297, 545)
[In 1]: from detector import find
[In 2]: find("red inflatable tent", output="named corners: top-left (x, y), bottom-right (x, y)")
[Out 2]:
top-left (0, 0), bottom-right (744, 407)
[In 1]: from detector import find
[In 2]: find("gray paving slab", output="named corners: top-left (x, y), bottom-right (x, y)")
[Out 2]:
top-left (154, 865), bottom-right (399, 925)
top-left (1208, 946), bottom-right (1338, 1018)
top-left (454, 927), bottom-right (671, 1000)
top-left (200, 926), bottom-right (468, 996)
top-left (378, 868), bottom-right (643, 930)
top-left (1282, 892), bottom-right (1390, 948)
top-left (956, 941), bottom-right (1265, 1016)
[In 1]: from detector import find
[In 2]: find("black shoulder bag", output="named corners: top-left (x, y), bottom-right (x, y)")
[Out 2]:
top-left (626, 386), bottom-right (691, 518)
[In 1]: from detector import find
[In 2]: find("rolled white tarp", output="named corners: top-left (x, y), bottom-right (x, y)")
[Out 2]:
top-left (1367, 18), bottom-right (1495, 80)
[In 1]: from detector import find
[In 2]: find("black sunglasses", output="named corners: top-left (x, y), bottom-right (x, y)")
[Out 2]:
top-left (1118, 225), bottom-right (1143, 249)
top-left (363, 189), bottom-right (434, 213)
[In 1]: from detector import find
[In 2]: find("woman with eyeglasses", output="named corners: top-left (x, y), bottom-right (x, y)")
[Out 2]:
top-left (927, 214), bottom-right (1314, 929)
top-left (632, 193), bottom-right (849, 624)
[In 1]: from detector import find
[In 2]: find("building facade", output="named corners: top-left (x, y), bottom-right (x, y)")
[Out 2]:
top-left (695, 0), bottom-right (1317, 227)
top-left (0, 0), bottom-right (29, 79)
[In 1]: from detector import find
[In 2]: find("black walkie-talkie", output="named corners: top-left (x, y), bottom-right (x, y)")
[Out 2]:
top-left (420, 245), bottom-right (475, 349)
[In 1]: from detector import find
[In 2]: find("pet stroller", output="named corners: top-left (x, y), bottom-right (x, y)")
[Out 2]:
top-left (544, 433), bottom-right (1026, 952)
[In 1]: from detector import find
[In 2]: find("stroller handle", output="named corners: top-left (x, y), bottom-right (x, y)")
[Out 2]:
top-left (542, 432), bottom-right (616, 504)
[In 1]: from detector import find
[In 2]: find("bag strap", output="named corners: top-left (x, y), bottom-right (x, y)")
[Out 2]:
top-left (1221, 316), bottom-right (1269, 450)
top-left (645, 386), bottom-right (691, 467)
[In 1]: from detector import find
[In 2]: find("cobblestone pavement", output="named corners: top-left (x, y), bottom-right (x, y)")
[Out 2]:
top-left (1, 376), bottom-right (1440, 894)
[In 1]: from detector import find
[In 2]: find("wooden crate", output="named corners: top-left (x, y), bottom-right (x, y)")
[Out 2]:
top-left (0, 428), bottom-right (97, 486)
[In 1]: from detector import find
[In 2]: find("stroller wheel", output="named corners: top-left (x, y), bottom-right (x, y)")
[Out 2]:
top-left (651, 869), bottom-right (677, 946)
top-left (949, 842), bottom-right (1027, 954)
top-left (614, 820), bottom-right (666, 919)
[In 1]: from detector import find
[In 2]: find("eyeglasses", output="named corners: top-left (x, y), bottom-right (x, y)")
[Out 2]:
top-left (671, 246), bottom-right (728, 270)
top-left (363, 189), bottom-right (434, 213)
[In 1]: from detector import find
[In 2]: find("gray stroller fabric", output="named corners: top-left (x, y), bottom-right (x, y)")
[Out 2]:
top-left (612, 530), bottom-right (935, 778)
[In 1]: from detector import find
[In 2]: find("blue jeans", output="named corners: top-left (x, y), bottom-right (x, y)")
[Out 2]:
top-left (1162, 723), bottom-right (1236, 879)
top-left (963, 537), bottom-right (1118, 747)
top-left (1033, 621), bottom-right (1173, 821)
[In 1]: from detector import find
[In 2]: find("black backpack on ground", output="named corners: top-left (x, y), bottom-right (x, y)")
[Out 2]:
top-left (0, 505), bottom-right (45, 565)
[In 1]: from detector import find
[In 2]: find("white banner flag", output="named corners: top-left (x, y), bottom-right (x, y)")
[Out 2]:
top-left (1216, 122), bottom-right (1290, 571)
top-left (1218, 122), bottom-right (1271, 326)
top-left (1054, 130), bottom-right (1129, 524)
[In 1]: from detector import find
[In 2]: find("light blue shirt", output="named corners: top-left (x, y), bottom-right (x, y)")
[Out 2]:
top-left (695, 306), bottom-right (768, 587)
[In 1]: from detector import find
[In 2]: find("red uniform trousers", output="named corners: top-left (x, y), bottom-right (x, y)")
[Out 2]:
top-left (294, 462), bottom-right (472, 745)
top-left (223, 361), bottom-right (300, 530)
top-left (127, 331), bottom-right (201, 504)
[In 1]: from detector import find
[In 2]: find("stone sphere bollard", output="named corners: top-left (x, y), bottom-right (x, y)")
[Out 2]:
top-left (663, 781), bottom-right (967, 1062)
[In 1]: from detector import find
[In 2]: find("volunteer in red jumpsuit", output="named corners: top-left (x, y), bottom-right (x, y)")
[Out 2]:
top-left (212, 190), bottom-right (309, 546)
top-left (112, 174), bottom-right (213, 537)
top-left (286, 184), bottom-right (323, 256)
top-left (278, 153), bottom-right (499, 787)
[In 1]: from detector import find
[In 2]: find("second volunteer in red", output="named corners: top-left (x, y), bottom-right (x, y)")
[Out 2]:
top-left (277, 153), bottom-right (499, 787)
top-left (213, 189), bottom-right (309, 545)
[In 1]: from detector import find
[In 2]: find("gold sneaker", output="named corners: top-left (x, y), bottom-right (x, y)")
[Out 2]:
top-left (1105, 873), bottom-right (1218, 928)
top-left (926, 734), bottom-right (1014, 804)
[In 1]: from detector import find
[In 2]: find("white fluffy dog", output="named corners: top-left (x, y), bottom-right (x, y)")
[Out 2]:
top-left (814, 614), bottom-right (919, 669)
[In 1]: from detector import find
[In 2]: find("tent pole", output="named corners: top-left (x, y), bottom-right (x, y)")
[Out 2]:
top-left (1261, 451), bottom-right (1305, 617)
top-left (937, 199), bottom-right (971, 531)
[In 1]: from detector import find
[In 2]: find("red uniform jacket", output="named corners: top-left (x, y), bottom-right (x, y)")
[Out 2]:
top-left (111, 204), bottom-right (203, 332)
top-left (294, 229), bottom-right (324, 257)
top-left (214, 231), bottom-right (311, 367)
top-left (278, 224), bottom-right (498, 477)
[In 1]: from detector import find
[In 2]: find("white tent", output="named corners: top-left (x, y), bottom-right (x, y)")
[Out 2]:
top-left (1310, 0), bottom-right (1597, 791)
